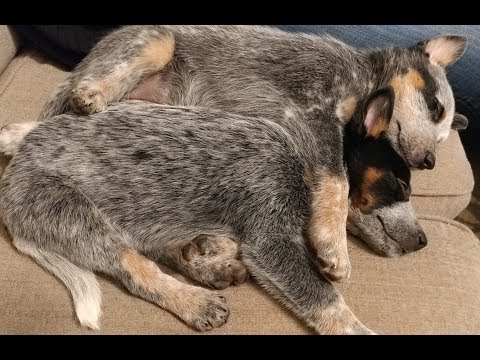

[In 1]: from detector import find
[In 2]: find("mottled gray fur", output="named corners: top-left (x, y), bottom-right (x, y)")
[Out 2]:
top-left (36, 25), bottom-right (466, 256)
top-left (1, 101), bottom-right (383, 333)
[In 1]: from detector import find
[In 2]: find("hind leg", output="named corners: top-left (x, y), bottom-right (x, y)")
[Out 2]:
top-left (69, 26), bottom-right (175, 115)
top-left (159, 234), bottom-right (248, 290)
top-left (240, 231), bottom-right (373, 335)
top-left (0, 170), bottom-right (228, 331)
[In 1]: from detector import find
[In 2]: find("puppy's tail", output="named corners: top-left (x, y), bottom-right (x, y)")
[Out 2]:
top-left (13, 237), bottom-right (102, 330)
top-left (38, 79), bottom-right (73, 120)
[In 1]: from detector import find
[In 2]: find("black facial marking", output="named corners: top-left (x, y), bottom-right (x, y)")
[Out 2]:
top-left (415, 59), bottom-right (443, 123)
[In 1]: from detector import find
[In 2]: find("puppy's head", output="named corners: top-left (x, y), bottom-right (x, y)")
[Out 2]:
top-left (345, 86), bottom-right (427, 256)
top-left (371, 35), bottom-right (467, 169)
top-left (346, 86), bottom-right (411, 214)
top-left (347, 201), bottom-right (426, 257)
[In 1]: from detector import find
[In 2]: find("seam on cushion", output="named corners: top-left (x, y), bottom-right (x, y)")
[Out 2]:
top-left (0, 55), bottom-right (29, 97)
top-left (417, 215), bottom-right (478, 240)
top-left (412, 190), bottom-right (474, 197)
top-left (412, 176), bottom-right (474, 195)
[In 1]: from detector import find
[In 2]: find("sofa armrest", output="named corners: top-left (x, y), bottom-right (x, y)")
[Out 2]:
top-left (0, 26), bottom-right (21, 75)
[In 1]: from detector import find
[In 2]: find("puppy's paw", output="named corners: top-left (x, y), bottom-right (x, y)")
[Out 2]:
top-left (207, 259), bottom-right (248, 290)
top-left (316, 245), bottom-right (351, 282)
top-left (0, 122), bottom-right (38, 156)
top-left (181, 234), bottom-right (248, 289)
top-left (181, 288), bottom-right (229, 331)
top-left (70, 83), bottom-right (107, 115)
top-left (191, 234), bottom-right (239, 258)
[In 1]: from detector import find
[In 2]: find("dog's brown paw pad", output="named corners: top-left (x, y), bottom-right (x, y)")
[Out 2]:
top-left (208, 259), bottom-right (249, 290)
top-left (70, 84), bottom-right (107, 115)
top-left (180, 234), bottom-right (248, 289)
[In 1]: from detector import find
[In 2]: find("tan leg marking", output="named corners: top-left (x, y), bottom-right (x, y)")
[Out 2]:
top-left (313, 297), bottom-right (375, 335)
top-left (120, 248), bottom-right (229, 331)
top-left (135, 35), bottom-right (175, 71)
top-left (71, 35), bottom-right (175, 115)
top-left (308, 170), bottom-right (350, 282)
top-left (335, 95), bottom-right (358, 123)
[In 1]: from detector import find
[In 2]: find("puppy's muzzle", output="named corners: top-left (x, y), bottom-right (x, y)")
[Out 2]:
top-left (378, 215), bottom-right (428, 253)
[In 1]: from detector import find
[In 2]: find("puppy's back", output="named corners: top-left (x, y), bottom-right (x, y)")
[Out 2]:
top-left (1, 101), bottom-right (313, 246)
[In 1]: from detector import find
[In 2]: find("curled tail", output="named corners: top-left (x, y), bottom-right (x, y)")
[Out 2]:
top-left (13, 238), bottom-right (102, 329)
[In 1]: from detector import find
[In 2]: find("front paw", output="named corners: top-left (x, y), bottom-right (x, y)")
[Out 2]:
top-left (70, 83), bottom-right (107, 115)
top-left (316, 245), bottom-right (351, 282)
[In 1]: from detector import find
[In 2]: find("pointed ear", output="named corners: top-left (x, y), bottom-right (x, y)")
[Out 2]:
top-left (363, 86), bottom-right (395, 138)
top-left (451, 112), bottom-right (469, 130)
top-left (416, 35), bottom-right (467, 67)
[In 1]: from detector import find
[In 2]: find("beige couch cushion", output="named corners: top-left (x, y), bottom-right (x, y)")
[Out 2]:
top-left (0, 51), bottom-right (68, 125)
top-left (411, 131), bottom-right (474, 219)
top-left (1, 217), bottom-right (479, 334)
top-left (0, 26), bottom-right (20, 75)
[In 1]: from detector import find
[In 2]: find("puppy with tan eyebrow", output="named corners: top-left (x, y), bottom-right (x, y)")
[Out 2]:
top-left (0, 84), bottom-right (421, 333)
top-left (21, 25), bottom-right (465, 277)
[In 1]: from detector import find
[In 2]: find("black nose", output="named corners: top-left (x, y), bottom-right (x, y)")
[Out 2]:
top-left (417, 230), bottom-right (428, 249)
top-left (423, 152), bottom-right (436, 169)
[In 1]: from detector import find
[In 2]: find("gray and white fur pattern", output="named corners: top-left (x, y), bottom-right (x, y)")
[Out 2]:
top-left (35, 25), bottom-right (467, 256)
top-left (0, 101), bottom-right (385, 334)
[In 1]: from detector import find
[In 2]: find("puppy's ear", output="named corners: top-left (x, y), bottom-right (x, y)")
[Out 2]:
top-left (451, 112), bottom-right (469, 130)
top-left (416, 35), bottom-right (467, 67)
top-left (363, 86), bottom-right (395, 139)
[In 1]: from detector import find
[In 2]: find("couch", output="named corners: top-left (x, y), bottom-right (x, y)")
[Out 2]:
top-left (1, 25), bottom-right (479, 334)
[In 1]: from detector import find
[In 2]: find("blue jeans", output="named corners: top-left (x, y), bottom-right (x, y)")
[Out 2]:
top-left (276, 25), bottom-right (480, 129)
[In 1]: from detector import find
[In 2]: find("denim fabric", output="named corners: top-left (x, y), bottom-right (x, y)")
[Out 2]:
top-left (276, 25), bottom-right (480, 128)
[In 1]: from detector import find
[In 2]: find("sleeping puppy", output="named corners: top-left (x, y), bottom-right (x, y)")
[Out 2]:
top-left (29, 26), bottom-right (466, 278)
top-left (0, 88), bottom-right (421, 334)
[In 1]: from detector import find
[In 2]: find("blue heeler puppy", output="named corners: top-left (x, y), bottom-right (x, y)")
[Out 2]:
top-left (0, 87), bottom-right (417, 334)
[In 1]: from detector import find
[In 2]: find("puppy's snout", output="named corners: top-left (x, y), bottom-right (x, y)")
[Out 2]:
top-left (423, 152), bottom-right (435, 169)
top-left (402, 229), bottom-right (428, 253)
top-left (417, 230), bottom-right (428, 249)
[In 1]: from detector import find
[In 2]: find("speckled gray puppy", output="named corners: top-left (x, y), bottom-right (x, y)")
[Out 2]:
top-left (0, 98), bottom-right (413, 334)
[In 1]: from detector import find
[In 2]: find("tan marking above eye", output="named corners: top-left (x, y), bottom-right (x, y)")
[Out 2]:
top-left (390, 69), bottom-right (426, 99)
top-left (354, 167), bottom-right (383, 211)
top-left (363, 167), bottom-right (383, 186)
top-left (405, 70), bottom-right (425, 90)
